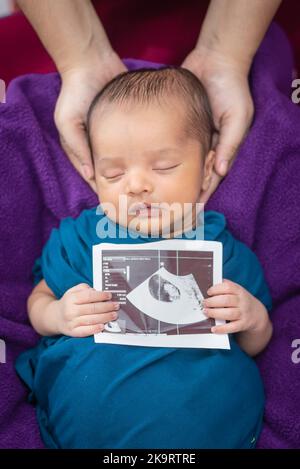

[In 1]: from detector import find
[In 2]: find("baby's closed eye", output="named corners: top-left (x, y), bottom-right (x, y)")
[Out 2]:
top-left (153, 163), bottom-right (182, 172)
top-left (102, 169), bottom-right (125, 180)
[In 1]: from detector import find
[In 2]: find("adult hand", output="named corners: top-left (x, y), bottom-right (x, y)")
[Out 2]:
top-left (54, 51), bottom-right (127, 190)
top-left (182, 48), bottom-right (254, 203)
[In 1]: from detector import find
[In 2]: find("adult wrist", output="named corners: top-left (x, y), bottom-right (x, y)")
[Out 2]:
top-left (57, 41), bottom-right (114, 77)
top-left (193, 43), bottom-right (252, 78)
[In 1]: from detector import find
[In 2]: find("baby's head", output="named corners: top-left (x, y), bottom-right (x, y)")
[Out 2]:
top-left (87, 66), bottom-right (216, 237)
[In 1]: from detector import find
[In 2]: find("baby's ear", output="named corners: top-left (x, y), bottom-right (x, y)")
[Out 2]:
top-left (201, 150), bottom-right (215, 192)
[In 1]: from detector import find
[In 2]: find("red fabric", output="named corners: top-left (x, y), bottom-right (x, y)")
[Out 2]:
top-left (2, 0), bottom-right (299, 85)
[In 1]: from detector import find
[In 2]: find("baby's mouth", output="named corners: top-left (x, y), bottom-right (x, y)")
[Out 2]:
top-left (128, 202), bottom-right (163, 217)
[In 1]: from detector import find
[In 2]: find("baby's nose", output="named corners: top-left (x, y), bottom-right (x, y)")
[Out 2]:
top-left (126, 171), bottom-right (153, 195)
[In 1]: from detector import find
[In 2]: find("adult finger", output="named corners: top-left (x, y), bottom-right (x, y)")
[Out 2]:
top-left (59, 120), bottom-right (94, 182)
top-left (214, 105), bottom-right (253, 177)
top-left (199, 170), bottom-right (222, 205)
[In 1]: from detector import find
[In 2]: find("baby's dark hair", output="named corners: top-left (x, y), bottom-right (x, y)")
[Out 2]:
top-left (86, 66), bottom-right (216, 161)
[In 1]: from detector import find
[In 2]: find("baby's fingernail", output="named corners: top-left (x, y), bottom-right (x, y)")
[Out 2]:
top-left (113, 303), bottom-right (120, 309)
top-left (211, 327), bottom-right (216, 333)
top-left (105, 292), bottom-right (112, 299)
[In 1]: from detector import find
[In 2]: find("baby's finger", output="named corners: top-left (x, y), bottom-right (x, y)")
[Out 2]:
top-left (73, 288), bottom-right (112, 305)
top-left (67, 283), bottom-right (91, 293)
top-left (78, 300), bottom-right (120, 316)
top-left (203, 294), bottom-right (238, 309)
top-left (207, 279), bottom-right (239, 296)
top-left (204, 307), bottom-right (241, 321)
top-left (71, 323), bottom-right (105, 338)
top-left (211, 321), bottom-right (242, 335)
top-left (74, 310), bottom-right (119, 327)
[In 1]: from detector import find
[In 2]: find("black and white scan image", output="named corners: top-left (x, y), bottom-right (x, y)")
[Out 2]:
top-left (93, 240), bottom-right (229, 348)
top-left (127, 266), bottom-right (207, 327)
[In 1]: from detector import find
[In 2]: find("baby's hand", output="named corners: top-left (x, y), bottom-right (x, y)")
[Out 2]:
top-left (203, 279), bottom-right (268, 335)
top-left (57, 283), bottom-right (119, 337)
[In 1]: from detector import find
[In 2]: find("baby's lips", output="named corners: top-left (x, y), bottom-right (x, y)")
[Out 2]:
top-left (128, 202), bottom-right (162, 215)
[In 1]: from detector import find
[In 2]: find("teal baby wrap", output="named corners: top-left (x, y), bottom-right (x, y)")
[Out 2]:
top-left (15, 208), bottom-right (272, 449)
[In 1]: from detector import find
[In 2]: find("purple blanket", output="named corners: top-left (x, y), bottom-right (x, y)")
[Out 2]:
top-left (1, 22), bottom-right (300, 449)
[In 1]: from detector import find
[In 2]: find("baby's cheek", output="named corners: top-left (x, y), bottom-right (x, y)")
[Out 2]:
top-left (179, 171), bottom-right (199, 195)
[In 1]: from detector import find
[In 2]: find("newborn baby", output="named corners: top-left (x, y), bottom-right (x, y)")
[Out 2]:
top-left (86, 65), bottom-right (215, 239)
top-left (16, 66), bottom-right (272, 449)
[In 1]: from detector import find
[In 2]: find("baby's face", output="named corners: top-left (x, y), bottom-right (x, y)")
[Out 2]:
top-left (90, 98), bottom-right (214, 237)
